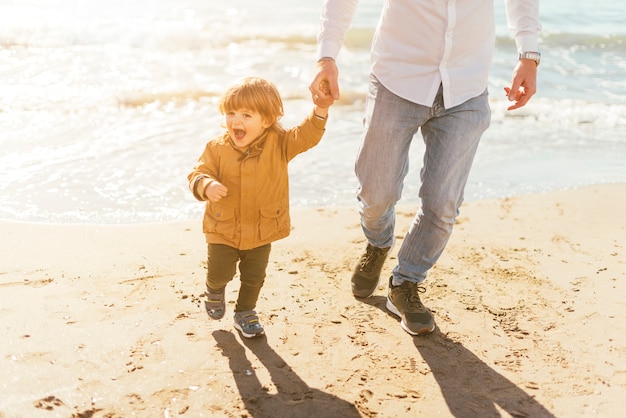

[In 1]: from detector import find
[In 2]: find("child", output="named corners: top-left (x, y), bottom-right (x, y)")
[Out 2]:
top-left (188, 76), bottom-right (332, 338)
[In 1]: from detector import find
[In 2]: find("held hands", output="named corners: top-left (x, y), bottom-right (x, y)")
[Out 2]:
top-left (205, 181), bottom-right (228, 202)
top-left (312, 81), bottom-right (333, 118)
top-left (504, 59), bottom-right (538, 111)
top-left (309, 58), bottom-right (339, 117)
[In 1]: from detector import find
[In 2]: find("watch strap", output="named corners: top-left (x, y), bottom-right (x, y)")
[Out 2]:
top-left (519, 51), bottom-right (541, 66)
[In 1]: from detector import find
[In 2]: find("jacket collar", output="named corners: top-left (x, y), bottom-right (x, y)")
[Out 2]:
top-left (227, 130), bottom-right (269, 161)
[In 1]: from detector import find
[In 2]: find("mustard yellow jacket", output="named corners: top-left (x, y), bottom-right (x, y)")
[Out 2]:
top-left (188, 111), bottom-right (327, 250)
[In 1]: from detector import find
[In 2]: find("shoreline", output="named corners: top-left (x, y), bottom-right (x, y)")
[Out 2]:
top-left (1, 184), bottom-right (625, 417)
top-left (2, 182), bottom-right (625, 227)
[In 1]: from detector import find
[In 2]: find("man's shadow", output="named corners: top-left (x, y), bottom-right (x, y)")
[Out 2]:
top-left (361, 296), bottom-right (556, 418)
top-left (213, 330), bottom-right (361, 418)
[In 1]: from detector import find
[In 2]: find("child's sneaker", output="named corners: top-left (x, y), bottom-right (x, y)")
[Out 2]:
top-left (233, 310), bottom-right (265, 338)
top-left (205, 287), bottom-right (226, 320)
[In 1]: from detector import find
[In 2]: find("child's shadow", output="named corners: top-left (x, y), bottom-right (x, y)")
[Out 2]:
top-left (362, 296), bottom-right (556, 418)
top-left (212, 330), bottom-right (361, 418)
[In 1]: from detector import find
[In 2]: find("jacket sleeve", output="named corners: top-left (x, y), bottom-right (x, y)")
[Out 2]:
top-left (187, 141), bottom-right (219, 201)
top-left (283, 110), bottom-right (328, 162)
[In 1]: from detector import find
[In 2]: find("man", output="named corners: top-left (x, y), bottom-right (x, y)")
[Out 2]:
top-left (309, 0), bottom-right (541, 336)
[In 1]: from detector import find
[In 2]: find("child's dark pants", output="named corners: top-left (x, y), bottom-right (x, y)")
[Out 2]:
top-left (206, 243), bottom-right (271, 312)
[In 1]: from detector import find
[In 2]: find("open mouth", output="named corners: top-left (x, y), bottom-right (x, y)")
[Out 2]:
top-left (234, 129), bottom-right (246, 140)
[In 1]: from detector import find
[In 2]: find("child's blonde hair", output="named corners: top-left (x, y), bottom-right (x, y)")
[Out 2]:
top-left (218, 77), bottom-right (284, 129)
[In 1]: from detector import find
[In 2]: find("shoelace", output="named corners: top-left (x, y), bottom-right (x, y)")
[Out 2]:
top-left (403, 282), bottom-right (426, 309)
top-left (360, 247), bottom-right (382, 272)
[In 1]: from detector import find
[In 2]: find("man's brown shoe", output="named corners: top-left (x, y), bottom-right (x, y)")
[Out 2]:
top-left (386, 276), bottom-right (435, 335)
top-left (351, 244), bottom-right (390, 298)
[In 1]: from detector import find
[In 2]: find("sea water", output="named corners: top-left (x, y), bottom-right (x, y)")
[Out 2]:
top-left (0, 0), bottom-right (625, 223)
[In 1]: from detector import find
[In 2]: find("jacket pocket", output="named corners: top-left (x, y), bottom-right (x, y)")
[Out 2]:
top-left (206, 204), bottom-right (236, 239)
top-left (259, 204), bottom-right (287, 241)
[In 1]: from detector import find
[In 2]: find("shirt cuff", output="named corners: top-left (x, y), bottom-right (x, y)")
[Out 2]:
top-left (515, 33), bottom-right (539, 53)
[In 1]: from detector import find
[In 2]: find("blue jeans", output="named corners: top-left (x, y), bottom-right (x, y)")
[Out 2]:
top-left (355, 76), bottom-right (491, 283)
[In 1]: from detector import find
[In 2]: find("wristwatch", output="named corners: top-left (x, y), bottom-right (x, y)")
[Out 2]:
top-left (519, 51), bottom-right (541, 66)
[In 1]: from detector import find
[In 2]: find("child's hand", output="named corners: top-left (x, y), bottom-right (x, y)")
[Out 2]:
top-left (205, 181), bottom-right (228, 202)
top-left (319, 79), bottom-right (331, 95)
top-left (312, 79), bottom-right (334, 109)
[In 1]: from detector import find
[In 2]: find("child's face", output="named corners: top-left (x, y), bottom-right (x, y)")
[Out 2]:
top-left (225, 108), bottom-right (271, 148)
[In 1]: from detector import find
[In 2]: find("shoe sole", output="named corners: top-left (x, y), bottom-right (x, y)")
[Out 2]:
top-left (386, 298), bottom-right (435, 336)
top-left (233, 322), bottom-right (265, 339)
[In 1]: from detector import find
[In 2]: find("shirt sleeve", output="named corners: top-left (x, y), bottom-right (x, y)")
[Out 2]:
top-left (317, 0), bottom-right (361, 60)
top-left (505, 0), bottom-right (542, 53)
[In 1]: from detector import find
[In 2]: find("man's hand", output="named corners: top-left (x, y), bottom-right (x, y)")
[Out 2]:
top-left (504, 60), bottom-right (538, 111)
top-left (309, 58), bottom-right (340, 104)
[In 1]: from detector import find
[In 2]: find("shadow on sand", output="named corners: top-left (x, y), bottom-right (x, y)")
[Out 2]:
top-left (358, 295), bottom-right (555, 418)
top-left (415, 330), bottom-right (556, 418)
top-left (213, 330), bottom-right (361, 418)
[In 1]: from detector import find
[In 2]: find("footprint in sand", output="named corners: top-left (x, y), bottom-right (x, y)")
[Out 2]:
top-left (33, 395), bottom-right (64, 410)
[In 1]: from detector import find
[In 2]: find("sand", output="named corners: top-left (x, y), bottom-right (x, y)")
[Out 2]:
top-left (1, 184), bottom-right (625, 417)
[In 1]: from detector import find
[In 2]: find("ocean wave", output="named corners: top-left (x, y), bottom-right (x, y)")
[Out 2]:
top-left (325, 29), bottom-right (626, 55)
top-left (4, 19), bottom-right (623, 55)
top-left (111, 86), bottom-right (626, 130)
top-left (116, 90), bottom-right (219, 107)
top-left (489, 97), bottom-right (626, 130)
top-left (496, 32), bottom-right (626, 52)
